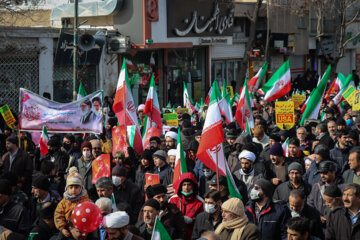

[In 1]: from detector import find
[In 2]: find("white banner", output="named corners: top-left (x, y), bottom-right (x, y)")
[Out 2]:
top-left (19, 88), bottom-right (104, 134)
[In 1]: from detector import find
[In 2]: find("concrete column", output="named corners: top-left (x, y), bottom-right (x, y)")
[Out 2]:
top-left (39, 38), bottom-right (54, 99)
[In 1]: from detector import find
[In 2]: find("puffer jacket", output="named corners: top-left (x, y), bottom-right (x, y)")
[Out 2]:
top-left (245, 200), bottom-right (290, 240)
top-left (169, 172), bottom-right (204, 240)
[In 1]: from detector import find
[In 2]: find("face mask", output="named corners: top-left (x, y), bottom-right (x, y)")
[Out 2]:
top-left (83, 151), bottom-right (91, 159)
top-left (291, 211), bottom-right (301, 218)
top-left (63, 143), bottom-right (71, 151)
top-left (181, 190), bottom-right (193, 197)
top-left (250, 188), bottom-right (260, 200)
top-left (204, 204), bottom-right (217, 214)
top-left (112, 176), bottom-right (122, 187)
top-left (203, 170), bottom-right (212, 178)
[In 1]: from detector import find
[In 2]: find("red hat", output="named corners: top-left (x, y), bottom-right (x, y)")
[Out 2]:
top-left (81, 141), bottom-right (92, 151)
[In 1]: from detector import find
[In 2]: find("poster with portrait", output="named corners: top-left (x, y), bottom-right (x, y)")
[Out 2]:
top-left (19, 88), bottom-right (104, 134)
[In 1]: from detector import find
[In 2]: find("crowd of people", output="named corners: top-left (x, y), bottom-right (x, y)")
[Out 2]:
top-left (0, 90), bottom-right (360, 240)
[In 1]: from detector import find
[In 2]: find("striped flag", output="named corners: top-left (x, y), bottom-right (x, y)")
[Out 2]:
top-left (332, 73), bottom-right (354, 105)
top-left (151, 216), bottom-right (171, 240)
top-left (261, 60), bottom-right (291, 101)
top-left (183, 82), bottom-right (196, 113)
top-left (39, 126), bottom-right (49, 155)
top-left (173, 128), bottom-right (188, 184)
top-left (300, 65), bottom-right (331, 125)
top-left (113, 58), bottom-right (143, 155)
top-left (248, 61), bottom-right (268, 92)
top-left (144, 74), bottom-right (162, 130)
top-left (235, 79), bottom-right (254, 131)
top-left (282, 137), bottom-right (289, 157)
top-left (204, 86), bottom-right (212, 105)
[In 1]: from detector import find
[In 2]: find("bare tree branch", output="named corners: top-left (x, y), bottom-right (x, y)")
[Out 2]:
top-left (346, 8), bottom-right (360, 25)
top-left (343, 31), bottom-right (360, 47)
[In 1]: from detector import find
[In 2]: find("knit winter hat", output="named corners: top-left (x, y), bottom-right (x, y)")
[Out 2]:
top-left (269, 142), bottom-right (284, 156)
top-left (111, 165), bottom-right (128, 177)
top-left (146, 184), bottom-right (167, 198)
top-left (254, 179), bottom-right (274, 198)
top-left (153, 150), bottom-right (167, 162)
top-left (221, 197), bottom-right (245, 216)
top-left (6, 136), bottom-right (18, 146)
top-left (143, 198), bottom-right (161, 211)
top-left (81, 141), bottom-right (92, 151)
top-left (32, 175), bottom-right (50, 191)
top-left (66, 167), bottom-right (84, 189)
top-left (287, 162), bottom-right (303, 174)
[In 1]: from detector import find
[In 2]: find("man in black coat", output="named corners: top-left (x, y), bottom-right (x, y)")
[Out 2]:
top-left (314, 123), bottom-right (335, 151)
top-left (330, 129), bottom-right (351, 173)
top-left (192, 190), bottom-right (223, 239)
top-left (30, 201), bottom-right (58, 240)
top-left (288, 189), bottom-right (323, 239)
top-left (1, 136), bottom-right (33, 193)
top-left (0, 179), bottom-right (30, 235)
top-left (273, 162), bottom-right (311, 202)
top-left (326, 183), bottom-right (360, 240)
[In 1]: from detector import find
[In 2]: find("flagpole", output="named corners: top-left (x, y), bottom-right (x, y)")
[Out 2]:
top-left (216, 146), bottom-right (220, 191)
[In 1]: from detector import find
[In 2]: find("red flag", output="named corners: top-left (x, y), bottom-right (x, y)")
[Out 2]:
top-left (92, 154), bottom-right (111, 184)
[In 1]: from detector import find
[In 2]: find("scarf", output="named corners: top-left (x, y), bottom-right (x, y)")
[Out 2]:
top-left (239, 167), bottom-right (255, 189)
top-left (215, 216), bottom-right (248, 240)
top-left (65, 188), bottom-right (87, 201)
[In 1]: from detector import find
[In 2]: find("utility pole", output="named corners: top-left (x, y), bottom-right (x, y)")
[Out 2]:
top-left (73, 0), bottom-right (78, 101)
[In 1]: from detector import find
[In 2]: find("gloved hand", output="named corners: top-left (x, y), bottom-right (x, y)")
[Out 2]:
top-left (184, 216), bottom-right (193, 224)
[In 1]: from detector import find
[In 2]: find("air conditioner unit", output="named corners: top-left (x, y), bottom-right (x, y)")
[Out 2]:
top-left (107, 36), bottom-right (130, 54)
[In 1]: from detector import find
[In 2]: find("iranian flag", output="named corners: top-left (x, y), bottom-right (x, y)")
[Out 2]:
top-left (204, 86), bottom-right (212, 105)
top-left (39, 125), bottom-right (49, 155)
top-left (151, 216), bottom-right (171, 240)
top-left (218, 80), bottom-right (233, 124)
top-left (245, 118), bottom-right (252, 134)
top-left (300, 65), bottom-right (331, 125)
top-left (332, 73), bottom-right (354, 105)
top-left (142, 116), bottom-right (160, 149)
top-left (144, 74), bottom-right (162, 130)
top-left (230, 93), bottom-right (239, 106)
top-left (125, 58), bottom-right (136, 70)
top-left (247, 61), bottom-right (268, 92)
top-left (282, 138), bottom-right (289, 157)
top-left (235, 79), bottom-right (254, 131)
top-left (196, 81), bottom-right (225, 171)
top-left (113, 58), bottom-right (143, 155)
top-left (173, 129), bottom-right (188, 184)
top-left (261, 60), bottom-right (291, 101)
top-left (325, 74), bottom-right (346, 101)
top-left (183, 82), bottom-right (196, 113)
top-left (77, 82), bottom-right (87, 100)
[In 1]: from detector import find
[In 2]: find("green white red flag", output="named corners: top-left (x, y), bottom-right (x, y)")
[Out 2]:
top-left (144, 74), bottom-right (162, 130)
top-left (300, 65), bottom-right (331, 125)
top-left (151, 216), bottom-right (171, 240)
top-left (325, 73), bottom-right (346, 101)
top-left (261, 60), bottom-right (291, 101)
top-left (235, 79), bottom-right (254, 131)
top-left (332, 73), bottom-right (354, 105)
top-left (113, 58), bottom-right (143, 155)
top-left (196, 81), bottom-right (225, 171)
top-left (204, 86), bottom-right (212, 105)
top-left (39, 125), bottom-right (49, 155)
top-left (247, 61), bottom-right (268, 92)
top-left (77, 82), bottom-right (87, 100)
top-left (282, 138), bottom-right (289, 157)
top-left (173, 128), bottom-right (188, 184)
top-left (183, 82), bottom-right (196, 113)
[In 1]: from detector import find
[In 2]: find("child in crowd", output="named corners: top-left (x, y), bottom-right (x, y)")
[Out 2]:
top-left (54, 167), bottom-right (89, 237)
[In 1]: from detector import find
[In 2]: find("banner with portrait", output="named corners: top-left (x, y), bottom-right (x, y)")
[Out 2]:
top-left (19, 88), bottom-right (104, 134)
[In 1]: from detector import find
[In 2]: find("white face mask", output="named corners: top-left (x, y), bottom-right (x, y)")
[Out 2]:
top-left (291, 211), bottom-right (301, 218)
top-left (112, 176), bottom-right (122, 187)
top-left (204, 204), bottom-right (217, 214)
top-left (83, 151), bottom-right (91, 160)
top-left (250, 188), bottom-right (260, 200)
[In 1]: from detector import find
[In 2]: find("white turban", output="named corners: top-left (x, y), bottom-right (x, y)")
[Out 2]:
top-left (165, 131), bottom-right (178, 140)
top-left (238, 150), bottom-right (256, 162)
top-left (103, 211), bottom-right (129, 228)
top-left (167, 149), bottom-right (177, 157)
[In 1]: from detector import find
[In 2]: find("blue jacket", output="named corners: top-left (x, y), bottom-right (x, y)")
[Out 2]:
top-left (245, 200), bottom-right (290, 240)
top-left (303, 161), bottom-right (321, 186)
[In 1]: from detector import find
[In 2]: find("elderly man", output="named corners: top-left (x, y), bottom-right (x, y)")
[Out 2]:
top-left (164, 131), bottom-right (177, 152)
top-left (327, 120), bottom-right (337, 141)
top-left (214, 197), bottom-right (260, 240)
top-left (90, 139), bottom-right (102, 158)
top-left (103, 211), bottom-right (143, 240)
top-left (296, 127), bottom-right (311, 153)
top-left (233, 150), bottom-right (264, 192)
top-left (273, 162), bottom-right (311, 202)
top-left (95, 197), bottom-right (113, 240)
top-left (144, 184), bottom-right (187, 239)
top-left (326, 183), bottom-right (360, 239)
top-left (135, 199), bottom-right (163, 239)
